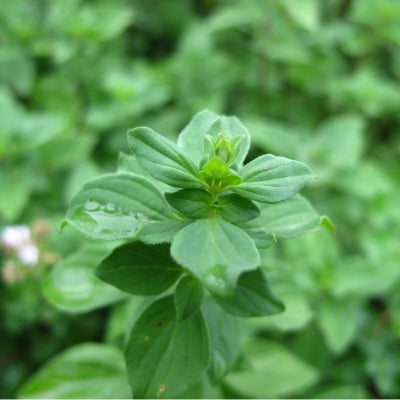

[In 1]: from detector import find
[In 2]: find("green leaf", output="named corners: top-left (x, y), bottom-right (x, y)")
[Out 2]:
top-left (175, 274), bottom-right (204, 320)
top-left (224, 339), bottom-right (319, 398)
top-left (171, 217), bottom-right (260, 297)
top-left (64, 173), bottom-right (172, 240)
top-left (177, 111), bottom-right (251, 167)
top-left (317, 297), bottom-right (359, 355)
top-left (198, 157), bottom-right (242, 192)
top-left (42, 244), bottom-right (126, 313)
top-left (117, 152), bottom-right (170, 192)
top-left (244, 230), bottom-right (277, 249)
top-left (202, 297), bottom-right (241, 383)
top-left (206, 116), bottom-right (251, 166)
top-left (0, 160), bottom-right (35, 221)
top-left (177, 109), bottom-right (220, 166)
top-left (96, 242), bottom-right (182, 296)
top-left (125, 295), bottom-right (210, 398)
top-left (165, 189), bottom-right (212, 219)
top-left (280, 0), bottom-right (319, 31)
top-left (18, 343), bottom-right (131, 399)
top-left (311, 114), bottom-right (365, 169)
top-left (213, 268), bottom-right (284, 317)
top-left (138, 219), bottom-right (189, 244)
top-left (217, 193), bottom-right (260, 224)
top-left (127, 126), bottom-right (201, 188)
top-left (232, 154), bottom-right (314, 203)
top-left (240, 195), bottom-right (321, 238)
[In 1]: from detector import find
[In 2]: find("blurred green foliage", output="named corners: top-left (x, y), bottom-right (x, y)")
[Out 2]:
top-left (1, 0), bottom-right (400, 398)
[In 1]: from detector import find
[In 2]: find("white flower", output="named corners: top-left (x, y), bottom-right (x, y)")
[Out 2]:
top-left (17, 244), bottom-right (39, 266)
top-left (1, 225), bottom-right (31, 249)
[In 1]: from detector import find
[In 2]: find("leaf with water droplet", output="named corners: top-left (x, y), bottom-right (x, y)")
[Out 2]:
top-left (171, 217), bottom-right (260, 297)
top-left (64, 173), bottom-right (174, 240)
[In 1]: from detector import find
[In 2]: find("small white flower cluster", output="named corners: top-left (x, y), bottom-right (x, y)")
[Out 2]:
top-left (1, 225), bottom-right (39, 266)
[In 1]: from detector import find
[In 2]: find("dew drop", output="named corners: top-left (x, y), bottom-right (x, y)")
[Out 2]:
top-left (84, 200), bottom-right (99, 211)
top-left (105, 202), bottom-right (116, 212)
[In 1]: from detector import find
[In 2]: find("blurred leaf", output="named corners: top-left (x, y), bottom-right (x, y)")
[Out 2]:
top-left (224, 339), bottom-right (320, 398)
top-left (317, 297), bottom-right (360, 355)
top-left (18, 343), bottom-right (131, 399)
top-left (43, 243), bottom-right (126, 313)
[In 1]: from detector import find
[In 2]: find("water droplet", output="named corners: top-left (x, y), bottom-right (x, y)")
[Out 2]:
top-left (136, 212), bottom-right (149, 222)
top-left (84, 200), bottom-right (99, 211)
top-left (105, 202), bottom-right (116, 212)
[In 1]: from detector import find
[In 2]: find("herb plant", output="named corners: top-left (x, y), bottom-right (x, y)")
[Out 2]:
top-left (58, 110), bottom-right (329, 398)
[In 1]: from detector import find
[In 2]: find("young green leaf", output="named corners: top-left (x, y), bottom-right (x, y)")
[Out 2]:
top-left (177, 109), bottom-right (220, 165)
top-left (217, 193), bottom-right (260, 224)
top-left (175, 274), bottom-right (204, 320)
top-left (240, 194), bottom-right (321, 238)
top-left (212, 268), bottom-right (285, 317)
top-left (198, 157), bottom-right (242, 192)
top-left (232, 154), bottom-right (314, 203)
top-left (125, 295), bottom-right (210, 399)
top-left (64, 173), bottom-right (172, 240)
top-left (127, 126), bottom-right (201, 188)
top-left (171, 217), bottom-right (260, 297)
top-left (165, 188), bottom-right (213, 219)
top-left (18, 343), bottom-right (131, 399)
top-left (96, 242), bottom-right (182, 295)
top-left (206, 115), bottom-right (251, 166)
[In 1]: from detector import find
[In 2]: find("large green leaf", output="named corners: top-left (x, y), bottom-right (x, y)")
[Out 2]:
top-left (241, 194), bottom-right (322, 238)
top-left (125, 296), bottom-right (210, 399)
top-left (232, 154), bottom-right (314, 203)
top-left (127, 127), bottom-right (201, 188)
top-left (43, 244), bottom-right (126, 313)
top-left (202, 297), bottom-right (241, 383)
top-left (18, 343), bottom-right (131, 399)
top-left (213, 268), bottom-right (284, 317)
top-left (171, 217), bottom-right (260, 297)
top-left (64, 173), bottom-right (172, 240)
top-left (96, 242), bottom-right (182, 296)
top-left (224, 339), bottom-right (320, 398)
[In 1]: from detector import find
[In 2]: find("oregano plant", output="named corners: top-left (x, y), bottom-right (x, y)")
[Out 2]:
top-left (62, 110), bottom-right (331, 399)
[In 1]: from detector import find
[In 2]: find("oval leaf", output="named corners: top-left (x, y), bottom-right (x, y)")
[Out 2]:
top-left (171, 217), bottom-right (260, 297)
top-left (64, 173), bottom-right (172, 240)
top-left (127, 127), bottom-right (201, 188)
top-left (96, 242), bottom-right (182, 295)
top-left (241, 194), bottom-right (321, 238)
top-left (232, 154), bottom-right (314, 203)
top-left (165, 188), bottom-right (212, 219)
top-left (213, 268), bottom-right (285, 317)
top-left (125, 295), bottom-right (210, 398)
top-left (202, 297), bottom-right (241, 383)
top-left (175, 274), bottom-right (205, 320)
top-left (217, 193), bottom-right (260, 224)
